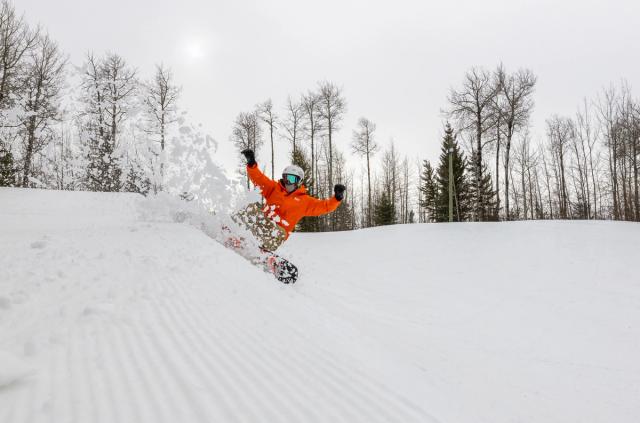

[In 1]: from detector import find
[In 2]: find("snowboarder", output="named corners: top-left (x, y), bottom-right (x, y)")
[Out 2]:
top-left (234, 148), bottom-right (346, 252)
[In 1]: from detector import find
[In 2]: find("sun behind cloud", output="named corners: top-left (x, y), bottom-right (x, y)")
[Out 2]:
top-left (182, 35), bottom-right (212, 62)
top-left (185, 39), bottom-right (205, 59)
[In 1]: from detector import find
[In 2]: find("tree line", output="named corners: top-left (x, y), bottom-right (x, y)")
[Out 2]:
top-left (0, 0), bottom-right (182, 194)
top-left (231, 66), bottom-right (640, 230)
top-left (419, 66), bottom-right (639, 223)
top-left (2, 0), bottom-right (638, 229)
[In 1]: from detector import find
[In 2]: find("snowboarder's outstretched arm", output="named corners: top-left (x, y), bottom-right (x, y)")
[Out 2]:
top-left (242, 149), bottom-right (277, 196)
top-left (304, 184), bottom-right (346, 216)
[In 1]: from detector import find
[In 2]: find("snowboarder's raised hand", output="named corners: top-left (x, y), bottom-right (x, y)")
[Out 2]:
top-left (334, 184), bottom-right (346, 201)
top-left (241, 149), bottom-right (256, 166)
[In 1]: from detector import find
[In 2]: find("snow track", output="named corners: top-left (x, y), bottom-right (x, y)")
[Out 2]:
top-left (1, 188), bottom-right (640, 423)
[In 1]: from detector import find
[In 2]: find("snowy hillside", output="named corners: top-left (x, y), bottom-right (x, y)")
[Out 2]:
top-left (1, 188), bottom-right (639, 423)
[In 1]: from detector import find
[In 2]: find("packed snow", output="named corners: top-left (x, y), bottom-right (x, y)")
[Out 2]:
top-left (1, 187), bottom-right (639, 423)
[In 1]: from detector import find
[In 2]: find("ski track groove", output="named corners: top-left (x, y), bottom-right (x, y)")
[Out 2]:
top-left (247, 327), bottom-right (389, 423)
top-left (105, 322), bottom-right (150, 423)
top-left (163, 278), bottom-right (341, 423)
top-left (126, 304), bottom-right (199, 423)
top-left (161, 272), bottom-right (314, 423)
top-left (241, 298), bottom-right (431, 423)
top-left (51, 341), bottom-right (70, 423)
top-left (143, 289), bottom-right (230, 423)
top-left (82, 325), bottom-right (109, 423)
top-left (162, 266), bottom-right (418, 423)
top-left (219, 291), bottom-right (421, 420)
top-left (151, 273), bottom-right (270, 423)
top-left (117, 316), bottom-right (175, 423)
top-left (292, 339), bottom-right (429, 423)
top-left (101, 324), bottom-right (141, 423)
top-left (29, 355), bottom-right (46, 423)
top-left (91, 325), bottom-right (123, 423)
top-left (171, 263), bottom-right (355, 423)
top-left (154, 300), bottom-right (276, 423)
top-left (66, 332), bottom-right (82, 423)
top-left (189, 311), bottom-right (321, 423)
top-left (294, 297), bottom-right (435, 422)
top-left (127, 281), bottom-right (213, 423)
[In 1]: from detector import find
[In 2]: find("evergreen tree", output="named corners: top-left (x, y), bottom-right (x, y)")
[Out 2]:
top-left (0, 147), bottom-right (16, 187)
top-left (291, 148), bottom-right (319, 232)
top-left (419, 159), bottom-right (437, 222)
top-left (333, 192), bottom-right (355, 231)
top-left (85, 137), bottom-right (122, 192)
top-left (291, 148), bottom-right (312, 192)
top-left (374, 191), bottom-right (396, 226)
top-left (469, 160), bottom-right (498, 221)
top-left (123, 162), bottom-right (150, 195)
top-left (434, 123), bottom-right (471, 222)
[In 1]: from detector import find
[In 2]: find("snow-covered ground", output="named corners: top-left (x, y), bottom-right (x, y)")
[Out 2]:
top-left (1, 187), bottom-right (639, 423)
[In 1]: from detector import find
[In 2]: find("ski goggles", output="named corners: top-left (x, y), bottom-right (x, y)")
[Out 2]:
top-left (283, 174), bottom-right (300, 185)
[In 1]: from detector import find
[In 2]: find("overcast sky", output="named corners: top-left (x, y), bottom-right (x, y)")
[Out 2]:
top-left (19, 0), bottom-right (640, 177)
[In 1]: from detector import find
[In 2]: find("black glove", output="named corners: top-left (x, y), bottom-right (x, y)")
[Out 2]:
top-left (334, 184), bottom-right (346, 201)
top-left (241, 149), bottom-right (256, 166)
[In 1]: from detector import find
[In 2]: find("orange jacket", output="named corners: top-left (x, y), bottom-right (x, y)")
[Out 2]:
top-left (247, 164), bottom-right (341, 238)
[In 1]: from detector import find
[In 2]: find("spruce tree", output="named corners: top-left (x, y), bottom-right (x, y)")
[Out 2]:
top-left (123, 163), bottom-right (150, 195)
top-left (333, 196), bottom-right (355, 231)
top-left (291, 148), bottom-right (312, 192)
top-left (469, 161), bottom-right (497, 221)
top-left (419, 160), bottom-right (437, 222)
top-left (374, 191), bottom-right (396, 226)
top-left (85, 137), bottom-right (122, 192)
top-left (291, 148), bottom-right (319, 232)
top-left (0, 148), bottom-right (16, 187)
top-left (435, 123), bottom-right (471, 222)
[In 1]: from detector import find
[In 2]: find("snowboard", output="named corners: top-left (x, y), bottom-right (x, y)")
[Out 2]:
top-left (262, 251), bottom-right (299, 284)
top-left (223, 231), bottom-right (299, 284)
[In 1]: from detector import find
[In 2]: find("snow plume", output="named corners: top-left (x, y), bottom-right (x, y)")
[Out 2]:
top-left (163, 116), bottom-right (257, 212)
top-left (138, 119), bottom-right (263, 259)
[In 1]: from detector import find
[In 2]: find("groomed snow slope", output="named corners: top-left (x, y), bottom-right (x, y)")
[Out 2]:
top-left (1, 187), bottom-right (639, 423)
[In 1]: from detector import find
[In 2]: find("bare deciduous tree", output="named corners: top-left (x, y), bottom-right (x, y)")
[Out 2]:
top-left (447, 67), bottom-right (499, 221)
top-left (302, 91), bottom-right (322, 196)
top-left (596, 86), bottom-right (621, 219)
top-left (283, 96), bottom-right (304, 157)
top-left (102, 53), bottom-right (137, 151)
top-left (144, 63), bottom-right (180, 192)
top-left (258, 98), bottom-right (277, 179)
top-left (231, 111), bottom-right (263, 188)
top-left (351, 117), bottom-right (378, 226)
top-left (18, 33), bottom-right (65, 186)
top-left (0, 0), bottom-right (38, 113)
top-left (78, 53), bottom-right (137, 192)
top-left (546, 116), bottom-right (574, 219)
top-left (318, 81), bottom-right (346, 194)
top-left (495, 65), bottom-right (537, 219)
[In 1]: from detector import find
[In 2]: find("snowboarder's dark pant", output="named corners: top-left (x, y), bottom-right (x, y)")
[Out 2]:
top-left (232, 202), bottom-right (287, 252)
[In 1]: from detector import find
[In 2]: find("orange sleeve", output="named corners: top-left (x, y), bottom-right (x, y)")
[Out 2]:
top-left (247, 164), bottom-right (276, 196)
top-left (304, 195), bottom-right (341, 217)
